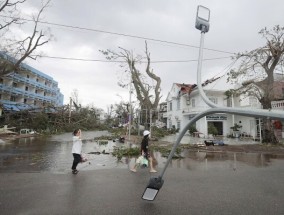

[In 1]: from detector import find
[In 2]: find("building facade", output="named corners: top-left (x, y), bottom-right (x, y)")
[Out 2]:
top-left (165, 75), bottom-right (270, 139)
top-left (0, 53), bottom-right (64, 111)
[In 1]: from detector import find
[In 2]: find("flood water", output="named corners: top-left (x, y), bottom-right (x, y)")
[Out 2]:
top-left (1, 130), bottom-right (284, 173)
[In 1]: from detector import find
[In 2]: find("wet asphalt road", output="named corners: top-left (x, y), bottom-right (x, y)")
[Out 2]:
top-left (1, 161), bottom-right (284, 215)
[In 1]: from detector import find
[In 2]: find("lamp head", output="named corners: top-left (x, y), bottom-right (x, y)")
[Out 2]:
top-left (142, 177), bottom-right (164, 201)
top-left (195, 5), bottom-right (210, 33)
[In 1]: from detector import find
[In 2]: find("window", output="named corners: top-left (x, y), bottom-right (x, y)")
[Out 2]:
top-left (0, 78), bottom-right (3, 84)
top-left (34, 100), bottom-right (37, 105)
top-left (0, 94), bottom-right (2, 99)
top-left (192, 99), bottom-right (195, 107)
top-left (177, 121), bottom-right (181, 130)
top-left (44, 92), bottom-right (46, 96)
top-left (10, 96), bottom-right (16, 102)
top-left (169, 102), bottom-right (172, 111)
top-left (209, 97), bottom-right (218, 104)
top-left (27, 75), bottom-right (29, 78)
top-left (227, 98), bottom-right (232, 107)
top-left (13, 82), bottom-right (17, 87)
top-left (24, 99), bottom-right (27, 103)
top-left (36, 78), bottom-right (39, 82)
top-left (25, 86), bottom-right (28, 91)
top-left (35, 90), bottom-right (38, 94)
top-left (177, 98), bottom-right (180, 110)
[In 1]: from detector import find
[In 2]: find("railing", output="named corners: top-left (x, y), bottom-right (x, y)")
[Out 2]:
top-left (0, 85), bottom-right (56, 102)
top-left (8, 73), bottom-right (56, 93)
top-left (271, 100), bottom-right (284, 110)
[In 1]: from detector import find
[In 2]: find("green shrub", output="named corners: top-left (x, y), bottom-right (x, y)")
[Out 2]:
top-left (188, 125), bottom-right (197, 135)
top-left (208, 124), bottom-right (218, 135)
top-left (112, 147), bottom-right (140, 160)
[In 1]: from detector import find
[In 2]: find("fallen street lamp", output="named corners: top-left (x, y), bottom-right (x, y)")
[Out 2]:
top-left (142, 5), bottom-right (211, 201)
top-left (142, 5), bottom-right (284, 201)
top-left (141, 176), bottom-right (164, 201)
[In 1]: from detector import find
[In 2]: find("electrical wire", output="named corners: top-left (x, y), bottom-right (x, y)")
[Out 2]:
top-left (0, 15), bottom-right (235, 55)
top-left (205, 58), bottom-right (238, 91)
top-left (35, 54), bottom-right (231, 63)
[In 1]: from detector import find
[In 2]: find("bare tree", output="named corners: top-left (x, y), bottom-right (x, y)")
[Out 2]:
top-left (0, 0), bottom-right (52, 76)
top-left (100, 41), bottom-right (162, 117)
top-left (0, 0), bottom-right (26, 32)
top-left (71, 89), bottom-right (80, 105)
top-left (228, 25), bottom-right (284, 143)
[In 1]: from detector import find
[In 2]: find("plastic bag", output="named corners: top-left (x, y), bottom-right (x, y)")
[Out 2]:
top-left (136, 155), bottom-right (148, 168)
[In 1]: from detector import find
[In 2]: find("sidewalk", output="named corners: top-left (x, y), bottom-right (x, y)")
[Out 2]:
top-left (160, 133), bottom-right (261, 145)
top-left (1, 164), bottom-right (284, 215)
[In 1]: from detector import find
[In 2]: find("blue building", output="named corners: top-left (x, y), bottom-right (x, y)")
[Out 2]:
top-left (0, 52), bottom-right (64, 112)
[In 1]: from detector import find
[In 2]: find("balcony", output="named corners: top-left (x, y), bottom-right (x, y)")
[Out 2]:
top-left (271, 100), bottom-right (284, 110)
top-left (7, 73), bottom-right (57, 93)
top-left (0, 85), bottom-right (56, 103)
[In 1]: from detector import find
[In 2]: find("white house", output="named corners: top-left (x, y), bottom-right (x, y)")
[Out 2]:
top-left (166, 75), bottom-right (264, 139)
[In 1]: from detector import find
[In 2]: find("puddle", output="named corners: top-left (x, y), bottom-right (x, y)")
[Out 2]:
top-left (0, 131), bottom-right (284, 173)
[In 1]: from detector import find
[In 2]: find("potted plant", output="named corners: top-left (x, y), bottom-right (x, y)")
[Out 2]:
top-left (230, 123), bottom-right (242, 138)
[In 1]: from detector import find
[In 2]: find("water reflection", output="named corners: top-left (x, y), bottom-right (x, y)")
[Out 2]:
top-left (0, 131), bottom-right (284, 173)
top-left (166, 149), bottom-right (284, 172)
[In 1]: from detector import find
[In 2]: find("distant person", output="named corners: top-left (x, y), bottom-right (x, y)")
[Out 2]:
top-left (71, 129), bottom-right (82, 174)
top-left (131, 130), bottom-right (157, 173)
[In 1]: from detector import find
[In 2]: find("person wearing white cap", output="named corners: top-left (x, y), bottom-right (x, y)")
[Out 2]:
top-left (130, 130), bottom-right (157, 173)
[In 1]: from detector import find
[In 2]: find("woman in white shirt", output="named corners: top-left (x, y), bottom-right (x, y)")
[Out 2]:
top-left (71, 129), bottom-right (82, 174)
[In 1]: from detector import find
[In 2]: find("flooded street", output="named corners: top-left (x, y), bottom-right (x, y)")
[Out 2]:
top-left (1, 131), bottom-right (284, 214)
top-left (0, 131), bottom-right (122, 173)
top-left (1, 131), bottom-right (284, 173)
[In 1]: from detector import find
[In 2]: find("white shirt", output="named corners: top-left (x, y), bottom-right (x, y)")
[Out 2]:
top-left (72, 136), bottom-right (82, 154)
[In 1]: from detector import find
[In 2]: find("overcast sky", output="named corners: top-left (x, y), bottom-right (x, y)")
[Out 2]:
top-left (17, 0), bottom-right (284, 111)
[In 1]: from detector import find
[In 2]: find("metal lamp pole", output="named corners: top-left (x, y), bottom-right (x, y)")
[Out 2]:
top-left (141, 5), bottom-right (211, 201)
top-left (141, 5), bottom-right (284, 201)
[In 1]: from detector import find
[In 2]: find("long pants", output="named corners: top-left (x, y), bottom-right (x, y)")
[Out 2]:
top-left (72, 153), bottom-right (81, 170)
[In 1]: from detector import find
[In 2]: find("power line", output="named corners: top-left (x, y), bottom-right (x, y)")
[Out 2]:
top-left (36, 55), bottom-right (231, 63)
top-left (0, 15), bottom-right (235, 55)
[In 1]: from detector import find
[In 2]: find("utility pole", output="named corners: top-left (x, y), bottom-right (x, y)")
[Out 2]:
top-left (146, 109), bottom-right (148, 129)
top-left (128, 59), bottom-right (133, 144)
top-left (137, 109), bottom-right (140, 135)
top-left (68, 97), bottom-right (72, 123)
top-left (150, 109), bottom-right (152, 135)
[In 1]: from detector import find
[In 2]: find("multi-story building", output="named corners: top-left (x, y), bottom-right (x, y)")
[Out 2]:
top-left (0, 53), bottom-right (64, 112)
top-left (166, 73), bottom-right (284, 139)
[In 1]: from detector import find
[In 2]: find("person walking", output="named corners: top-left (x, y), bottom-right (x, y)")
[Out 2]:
top-left (71, 129), bottom-right (82, 174)
top-left (131, 130), bottom-right (157, 173)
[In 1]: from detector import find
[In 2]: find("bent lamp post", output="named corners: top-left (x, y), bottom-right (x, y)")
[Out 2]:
top-left (142, 5), bottom-right (284, 201)
top-left (142, 5), bottom-right (210, 201)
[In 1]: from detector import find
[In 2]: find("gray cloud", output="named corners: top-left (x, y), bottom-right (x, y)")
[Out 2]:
top-left (20, 0), bottom-right (284, 110)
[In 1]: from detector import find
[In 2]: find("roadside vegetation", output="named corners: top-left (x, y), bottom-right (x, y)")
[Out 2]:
top-left (0, 105), bottom-right (107, 134)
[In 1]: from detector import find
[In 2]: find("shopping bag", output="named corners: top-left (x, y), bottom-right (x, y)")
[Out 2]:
top-left (136, 155), bottom-right (149, 168)
top-left (141, 157), bottom-right (148, 168)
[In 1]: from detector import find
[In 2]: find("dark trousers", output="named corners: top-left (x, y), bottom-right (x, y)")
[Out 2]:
top-left (72, 153), bottom-right (81, 170)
